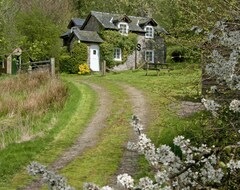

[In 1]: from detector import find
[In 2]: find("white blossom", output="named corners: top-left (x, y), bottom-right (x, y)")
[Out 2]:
top-left (117, 173), bottom-right (134, 189)
top-left (229, 99), bottom-right (240, 112)
top-left (201, 98), bottom-right (220, 116)
top-left (138, 177), bottom-right (155, 190)
top-left (227, 159), bottom-right (240, 171)
top-left (100, 186), bottom-right (114, 190)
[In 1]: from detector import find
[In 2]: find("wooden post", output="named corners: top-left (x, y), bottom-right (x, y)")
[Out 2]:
top-left (135, 49), bottom-right (137, 70)
top-left (145, 62), bottom-right (148, 76)
top-left (50, 58), bottom-right (55, 76)
top-left (19, 56), bottom-right (22, 72)
top-left (102, 60), bottom-right (106, 76)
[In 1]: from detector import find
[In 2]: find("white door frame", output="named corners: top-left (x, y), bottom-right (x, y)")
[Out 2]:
top-left (89, 44), bottom-right (100, 71)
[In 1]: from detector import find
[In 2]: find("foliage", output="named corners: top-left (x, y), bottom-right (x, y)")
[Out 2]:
top-left (71, 41), bottom-right (88, 64)
top-left (59, 55), bottom-right (78, 74)
top-left (99, 30), bottom-right (137, 68)
top-left (78, 63), bottom-right (90, 75)
top-left (73, 0), bottom-right (158, 17)
top-left (59, 41), bottom-right (88, 74)
top-left (0, 0), bottom-right (20, 55)
top-left (16, 8), bottom-right (61, 61)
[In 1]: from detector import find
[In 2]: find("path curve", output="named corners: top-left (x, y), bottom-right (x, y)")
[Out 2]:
top-left (23, 82), bottom-right (149, 190)
top-left (109, 84), bottom-right (149, 189)
top-left (23, 82), bottom-right (112, 190)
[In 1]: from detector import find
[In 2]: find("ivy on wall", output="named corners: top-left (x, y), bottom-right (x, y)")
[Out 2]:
top-left (99, 30), bottom-right (137, 68)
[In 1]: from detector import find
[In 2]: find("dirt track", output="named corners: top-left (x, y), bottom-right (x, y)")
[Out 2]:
top-left (109, 84), bottom-right (149, 189)
top-left (23, 81), bottom-right (149, 190)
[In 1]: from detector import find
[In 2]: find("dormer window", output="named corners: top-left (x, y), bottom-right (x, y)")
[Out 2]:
top-left (118, 22), bottom-right (129, 35)
top-left (145, 26), bottom-right (154, 38)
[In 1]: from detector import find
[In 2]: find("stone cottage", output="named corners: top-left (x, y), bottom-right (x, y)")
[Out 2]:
top-left (60, 11), bottom-right (168, 71)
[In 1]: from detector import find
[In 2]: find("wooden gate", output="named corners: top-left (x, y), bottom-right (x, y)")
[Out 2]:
top-left (29, 58), bottom-right (55, 76)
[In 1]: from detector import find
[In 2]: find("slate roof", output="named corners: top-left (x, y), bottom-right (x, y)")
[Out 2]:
top-left (60, 30), bottom-right (71, 38)
top-left (68, 18), bottom-right (85, 29)
top-left (73, 29), bottom-right (104, 43)
top-left (82, 11), bottom-right (168, 34)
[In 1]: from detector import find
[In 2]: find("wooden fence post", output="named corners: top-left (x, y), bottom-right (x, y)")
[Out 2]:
top-left (102, 60), bottom-right (106, 76)
top-left (50, 58), bottom-right (55, 76)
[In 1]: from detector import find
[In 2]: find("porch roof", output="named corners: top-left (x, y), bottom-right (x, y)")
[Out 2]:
top-left (73, 29), bottom-right (104, 43)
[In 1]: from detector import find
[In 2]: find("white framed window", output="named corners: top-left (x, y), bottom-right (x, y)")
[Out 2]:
top-left (118, 22), bottom-right (129, 35)
top-left (145, 50), bottom-right (154, 63)
top-left (114, 48), bottom-right (122, 61)
top-left (145, 26), bottom-right (154, 38)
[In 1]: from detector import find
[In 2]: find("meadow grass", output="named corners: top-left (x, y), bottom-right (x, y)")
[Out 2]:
top-left (0, 76), bottom-right (97, 190)
top-left (0, 71), bottom-right (68, 149)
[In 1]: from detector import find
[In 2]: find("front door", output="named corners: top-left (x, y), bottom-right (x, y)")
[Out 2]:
top-left (90, 45), bottom-right (100, 71)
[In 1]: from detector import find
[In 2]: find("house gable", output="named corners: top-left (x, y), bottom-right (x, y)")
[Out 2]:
top-left (81, 14), bottom-right (105, 32)
top-left (67, 18), bottom-right (85, 29)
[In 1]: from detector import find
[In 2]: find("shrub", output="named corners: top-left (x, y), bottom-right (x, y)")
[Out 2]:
top-left (71, 41), bottom-right (88, 64)
top-left (78, 63), bottom-right (90, 75)
top-left (59, 55), bottom-right (78, 74)
top-left (59, 42), bottom-right (88, 74)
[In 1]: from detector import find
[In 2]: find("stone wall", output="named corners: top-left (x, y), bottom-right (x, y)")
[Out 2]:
top-left (113, 33), bottom-right (166, 71)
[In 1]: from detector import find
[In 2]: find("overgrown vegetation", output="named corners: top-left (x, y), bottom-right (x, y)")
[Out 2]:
top-left (0, 71), bottom-right (67, 149)
top-left (59, 41), bottom-right (88, 74)
top-left (0, 76), bottom-right (97, 189)
top-left (100, 30), bottom-right (137, 68)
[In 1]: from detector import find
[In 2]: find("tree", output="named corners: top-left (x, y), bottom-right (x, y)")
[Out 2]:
top-left (16, 8), bottom-right (62, 61)
top-left (0, 0), bottom-right (20, 55)
top-left (72, 0), bottom-right (159, 18)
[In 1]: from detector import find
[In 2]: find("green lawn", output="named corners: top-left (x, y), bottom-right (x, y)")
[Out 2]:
top-left (0, 62), bottom-right (202, 189)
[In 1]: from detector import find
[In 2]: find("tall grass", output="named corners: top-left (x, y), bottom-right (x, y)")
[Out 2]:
top-left (0, 71), bottom-right (68, 149)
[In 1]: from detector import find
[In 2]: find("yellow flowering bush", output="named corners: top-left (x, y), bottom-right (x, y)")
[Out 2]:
top-left (78, 63), bottom-right (91, 75)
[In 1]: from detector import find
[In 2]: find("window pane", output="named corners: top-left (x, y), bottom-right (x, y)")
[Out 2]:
top-left (145, 51), bottom-right (154, 63)
top-left (119, 23), bottom-right (128, 34)
top-left (145, 26), bottom-right (154, 38)
top-left (114, 48), bottom-right (122, 60)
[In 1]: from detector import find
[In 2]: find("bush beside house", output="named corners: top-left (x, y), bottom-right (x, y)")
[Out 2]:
top-left (59, 42), bottom-right (88, 74)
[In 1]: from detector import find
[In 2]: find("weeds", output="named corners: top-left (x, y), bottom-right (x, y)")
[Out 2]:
top-left (0, 71), bottom-right (68, 149)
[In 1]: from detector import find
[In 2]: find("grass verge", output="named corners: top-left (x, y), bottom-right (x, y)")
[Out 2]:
top-left (0, 76), bottom-right (97, 190)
